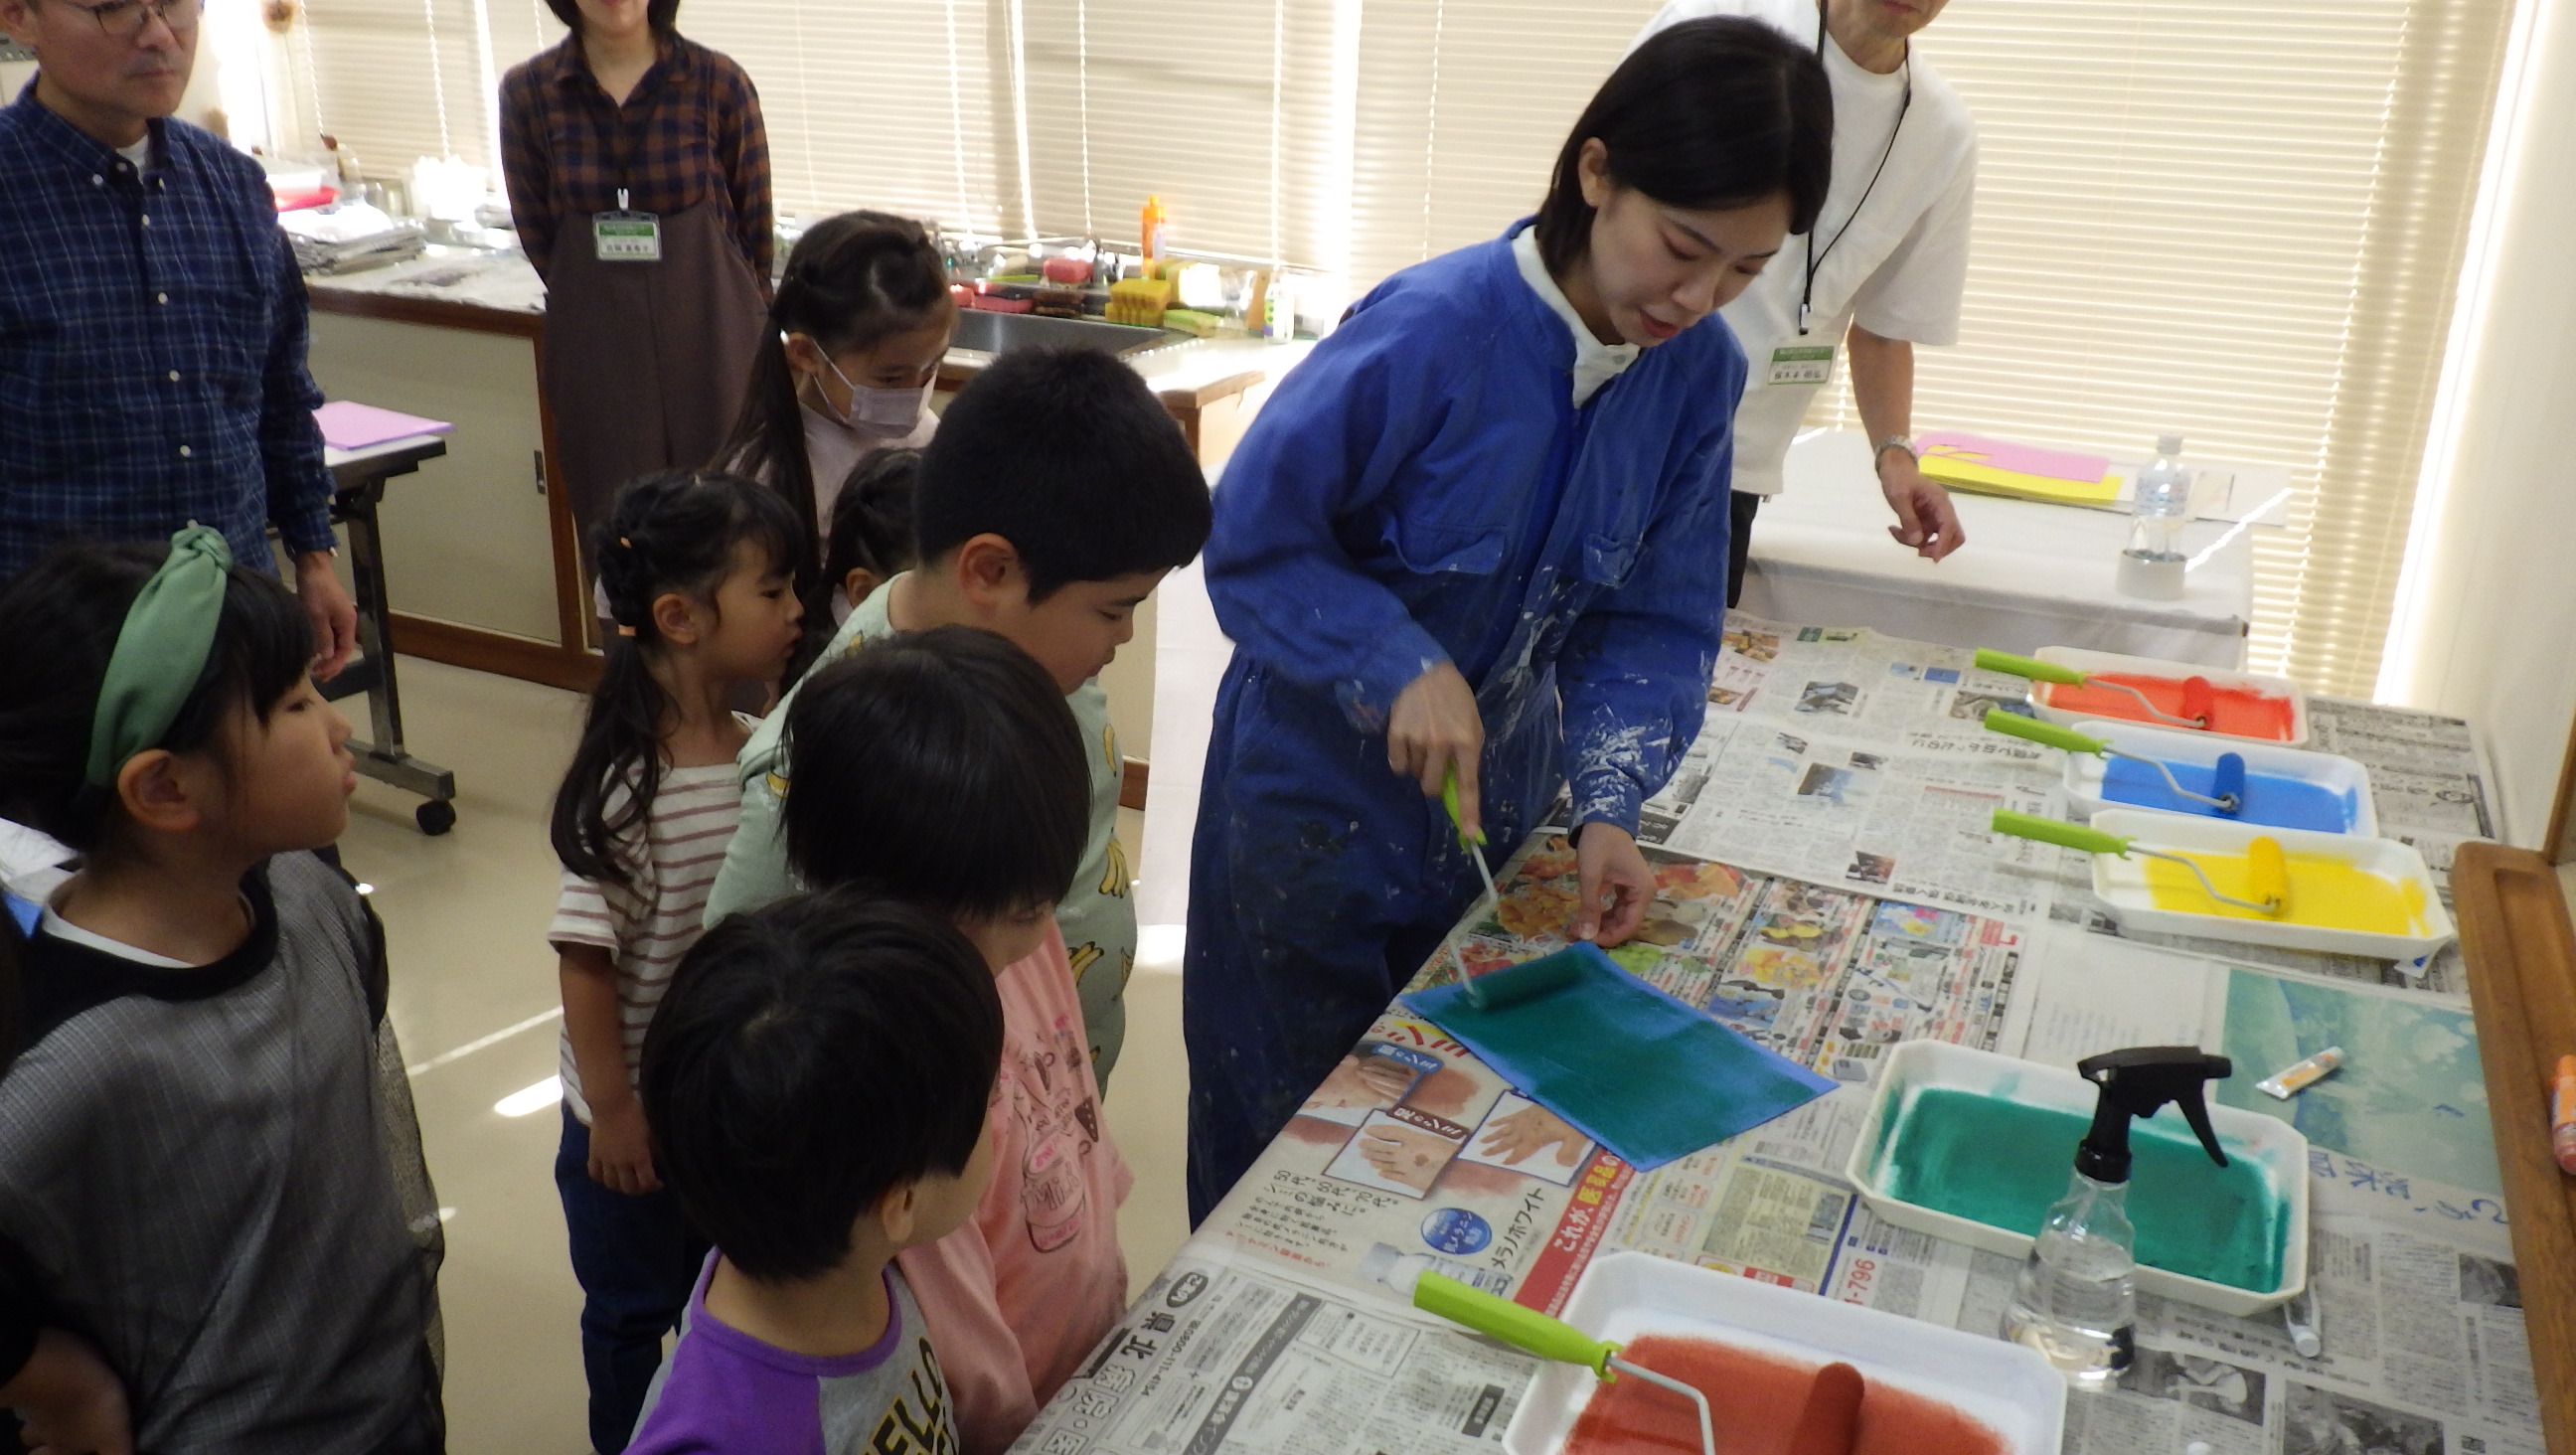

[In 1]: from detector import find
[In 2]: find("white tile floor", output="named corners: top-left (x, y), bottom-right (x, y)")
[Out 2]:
top-left (341, 657), bottom-right (1190, 1453)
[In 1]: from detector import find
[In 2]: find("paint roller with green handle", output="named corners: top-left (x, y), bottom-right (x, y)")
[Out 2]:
top-left (1407, 1268), bottom-right (1719, 1455)
top-left (1991, 809), bottom-right (2287, 915)
top-left (1982, 709), bottom-right (2243, 814)
top-left (1442, 762), bottom-right (1505, 1008)
top-left (1975, 648), bottom-right (2213, 728)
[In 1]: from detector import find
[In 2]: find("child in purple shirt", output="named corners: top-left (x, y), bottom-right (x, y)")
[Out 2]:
top-left (628, 891), bottom-right (1003, 1454)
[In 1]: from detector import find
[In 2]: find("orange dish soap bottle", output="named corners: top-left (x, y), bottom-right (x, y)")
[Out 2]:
top-left (1140, 194), bottom-right (1169, 265)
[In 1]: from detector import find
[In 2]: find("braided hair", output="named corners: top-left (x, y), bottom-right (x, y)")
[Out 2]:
top-left (717, 211), bottom-right (951, 563)
top-left (550, 470), bottom-right (805, 886)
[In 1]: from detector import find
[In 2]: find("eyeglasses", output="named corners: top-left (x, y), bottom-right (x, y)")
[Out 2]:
top-left (54, 0), bottom-right (202, 40)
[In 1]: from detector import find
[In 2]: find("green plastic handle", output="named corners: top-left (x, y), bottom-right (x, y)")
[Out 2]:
top-left (1974, 648), bottom-right (2088, 686)
top-left (1440, 763), bottom-right (1486, 848)
top-left (1982, 709), bottom-right (2106, 755)
top-left (1991, 809), bottom-right (2130, 856)
top-left (1413, 1271), bottom-right (1613, 1375)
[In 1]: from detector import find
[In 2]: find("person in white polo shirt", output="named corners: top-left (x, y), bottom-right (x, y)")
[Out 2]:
top-left (1636, 0), bottom-right (1977, 606)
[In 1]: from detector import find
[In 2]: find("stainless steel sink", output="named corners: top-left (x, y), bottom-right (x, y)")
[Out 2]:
top-left (947, 308), bottom-right (1191, 359)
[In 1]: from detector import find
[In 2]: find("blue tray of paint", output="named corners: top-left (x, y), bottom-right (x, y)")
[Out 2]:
top-left (2063, 720), bottom-right (2376, 835)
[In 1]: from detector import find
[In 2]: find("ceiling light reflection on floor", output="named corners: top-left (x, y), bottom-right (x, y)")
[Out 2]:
top-left (493, 1075), bottom-right (562, 1117)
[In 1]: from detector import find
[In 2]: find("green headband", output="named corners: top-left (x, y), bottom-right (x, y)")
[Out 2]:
top-left (85, 524), bottom-right (234, 789)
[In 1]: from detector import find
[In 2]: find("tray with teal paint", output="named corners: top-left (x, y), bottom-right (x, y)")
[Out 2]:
top-left (1843, 1041), bottom-right (2310, 1317)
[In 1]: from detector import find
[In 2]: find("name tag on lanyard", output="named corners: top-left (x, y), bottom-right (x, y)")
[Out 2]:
top-left (592, 189), bottom-right (661, 262)
top-left (1765, 343), bottom-right (1836, 388)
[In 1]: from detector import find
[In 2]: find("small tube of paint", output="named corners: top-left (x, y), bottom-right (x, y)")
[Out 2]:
top-left (2257, 1047), bottom-right (2345, 1100)
top-left (2552, 1055), bottom-right (2576, 1176)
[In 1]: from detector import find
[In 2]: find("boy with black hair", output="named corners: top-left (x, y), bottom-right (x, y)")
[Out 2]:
top-left (772, 626), bottom-right (1127, 1455)
top-left (626, 890), bottom-right (1003, 1455)
top-left (705, 347), bottom-right (1212, 1091)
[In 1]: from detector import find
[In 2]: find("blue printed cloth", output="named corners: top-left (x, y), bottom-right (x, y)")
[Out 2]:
top-left (1403, 942), bottom-right (1837, 1171)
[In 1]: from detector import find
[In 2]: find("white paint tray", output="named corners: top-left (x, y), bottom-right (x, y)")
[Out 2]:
top-left (2079, 808), bottom-right (2453, 959)
top-left (1500, 1251), bottom-right (2064, 1455)
top-left (1844, 1042), bottom-right (2310, 1318)
top-left (2063, 720), bottom-right (2377, 835)
top-left (2027, 646), bottom-right (2309, 747)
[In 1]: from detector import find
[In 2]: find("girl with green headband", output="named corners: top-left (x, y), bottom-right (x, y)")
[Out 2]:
top-left (0, 530), bottom-right (445, 1451)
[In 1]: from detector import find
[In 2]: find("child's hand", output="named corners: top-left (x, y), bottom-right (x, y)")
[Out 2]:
top-left (4, 1328), bottom-right (134, 1455)
top-left (586, 1098), bottom-right (663, 1196)
top-left (1388, 663), bottom-right (1484, 839)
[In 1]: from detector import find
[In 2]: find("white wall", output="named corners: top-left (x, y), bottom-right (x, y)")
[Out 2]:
top-left (2380, 0), bottom-right (2576, 850)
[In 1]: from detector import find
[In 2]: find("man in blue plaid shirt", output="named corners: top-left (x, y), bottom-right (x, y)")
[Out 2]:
top-left (0, 0), bottom-right (357, 676)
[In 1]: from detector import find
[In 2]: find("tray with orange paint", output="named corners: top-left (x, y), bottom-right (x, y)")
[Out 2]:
top-left (1501, 1252), bottom-right (2064, 1455)
top-left (2004, 646), bottom-right (2308, 746)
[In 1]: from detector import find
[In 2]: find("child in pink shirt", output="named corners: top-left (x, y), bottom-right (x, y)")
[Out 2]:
top-left (772, 625), bottom-right (1132, 1454)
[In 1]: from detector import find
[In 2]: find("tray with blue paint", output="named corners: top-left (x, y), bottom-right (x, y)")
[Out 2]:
top-left (1982, 709), bottom-right (2376, 835)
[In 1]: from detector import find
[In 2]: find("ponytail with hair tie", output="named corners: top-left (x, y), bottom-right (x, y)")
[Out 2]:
top-left (553, 470), bottom-right (806, 886)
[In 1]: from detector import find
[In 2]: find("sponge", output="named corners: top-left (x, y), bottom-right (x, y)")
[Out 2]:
top-left (1106, 275), bottom-right (1175, 327)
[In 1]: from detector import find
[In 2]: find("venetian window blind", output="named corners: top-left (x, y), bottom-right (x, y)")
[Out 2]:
top-left (267, 0), bottom-right (2511, 694)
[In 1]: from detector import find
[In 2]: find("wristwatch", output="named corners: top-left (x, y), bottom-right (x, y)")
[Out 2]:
top-left (1874, 435), bottom-right (1918, 467)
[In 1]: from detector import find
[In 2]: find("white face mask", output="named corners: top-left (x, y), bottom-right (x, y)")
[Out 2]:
top-left (822, 351), bottom-right (927, 433)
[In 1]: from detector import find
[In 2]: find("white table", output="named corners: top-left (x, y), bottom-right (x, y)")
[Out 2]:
top-left (1743, 430), bottom-right (2254, 669)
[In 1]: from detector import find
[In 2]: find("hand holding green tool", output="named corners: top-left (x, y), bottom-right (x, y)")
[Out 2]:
top-left (1443, 762), bottom-right (1506, 1006)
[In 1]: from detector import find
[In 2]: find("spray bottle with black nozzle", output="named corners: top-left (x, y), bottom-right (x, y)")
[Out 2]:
top-left (2004, 1047), bottom-right (2232, 1387)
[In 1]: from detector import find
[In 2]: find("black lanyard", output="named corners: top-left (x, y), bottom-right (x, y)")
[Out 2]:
top-left (1800, 3), bottom-right (1912, 336)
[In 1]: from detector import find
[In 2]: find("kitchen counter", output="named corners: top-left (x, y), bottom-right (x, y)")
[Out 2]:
top-left (302, 244), bottom-right (1303, 769)
top-left (303, 243), bottom-right (1302, 421)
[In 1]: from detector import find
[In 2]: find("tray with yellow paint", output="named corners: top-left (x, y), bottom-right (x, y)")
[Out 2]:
top-left (1998, 808), bottom-right (2455, 961)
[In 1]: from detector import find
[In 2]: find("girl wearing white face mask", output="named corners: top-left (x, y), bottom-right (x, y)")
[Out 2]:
top-left (719, 211), bottom-right (956, 566)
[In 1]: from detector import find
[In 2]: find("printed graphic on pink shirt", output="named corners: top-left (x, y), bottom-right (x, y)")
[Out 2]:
top-left (1008, 1015), bottom-right (1100, 1253)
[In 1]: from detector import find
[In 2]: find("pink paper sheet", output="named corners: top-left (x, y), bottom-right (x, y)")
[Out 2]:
top-left (315, 400), bottom-right (452, 451)
top-left (1914, 430), bottom-right (2108, 485)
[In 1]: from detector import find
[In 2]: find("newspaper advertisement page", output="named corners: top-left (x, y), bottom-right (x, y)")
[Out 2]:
top-left (2303, 697), bottom-right (2499, 887)
top-left (1710, 616), bottom-right (2047, 733)
top-left (1655, 719), bottom-right (2066, 919)
top-left (1425, 836), bottom-right (2027, 1089)
top-left (1193, 1001), bottom-right (1642, 1320)
top-left (1007, 1253), bottom-right (1539, 1455)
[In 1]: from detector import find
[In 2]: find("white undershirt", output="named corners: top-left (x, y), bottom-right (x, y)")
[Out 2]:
top-left (115, 136), bottom-right (151, 172)
top-left (41, 902), bottom-right (198, 968)
top-left (1511, 227), bottom-right (1641, 409)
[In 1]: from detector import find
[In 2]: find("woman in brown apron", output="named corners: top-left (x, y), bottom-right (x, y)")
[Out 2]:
top-left (499, 0), bottom-right (771, 544)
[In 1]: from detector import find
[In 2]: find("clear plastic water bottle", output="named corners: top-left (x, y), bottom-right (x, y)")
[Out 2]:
top-left (2005, 1171), bottom-right (2138, 1387)
top-left (2117, 432), bottom-right (2192, 600)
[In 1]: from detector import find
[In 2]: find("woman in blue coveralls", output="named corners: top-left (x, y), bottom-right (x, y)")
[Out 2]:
top-left (1184, 16), bottom-right (1837, 1222)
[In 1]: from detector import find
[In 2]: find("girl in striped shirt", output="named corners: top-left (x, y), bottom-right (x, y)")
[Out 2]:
top-left (547, 469), bottom-right (805, 1454)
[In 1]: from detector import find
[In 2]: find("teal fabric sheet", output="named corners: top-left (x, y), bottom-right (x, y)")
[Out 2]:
top-left (1402, 942), bottom-right (1837, 1170)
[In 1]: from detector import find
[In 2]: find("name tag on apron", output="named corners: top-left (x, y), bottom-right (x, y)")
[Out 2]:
top-left (1765, 344), bottom-right (1836, 388)
top-left (592, 209), bottom-right (661, 262)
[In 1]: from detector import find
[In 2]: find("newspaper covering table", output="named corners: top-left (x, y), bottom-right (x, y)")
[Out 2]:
top-left (1012, 617), bottom-right (2541, 1455)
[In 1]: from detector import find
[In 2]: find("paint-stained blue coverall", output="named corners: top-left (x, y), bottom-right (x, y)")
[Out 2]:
top-left (1184, 223), bottom-right (1747, 1222)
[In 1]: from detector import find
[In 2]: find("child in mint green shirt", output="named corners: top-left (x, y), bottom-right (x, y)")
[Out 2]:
top-left (705, 348), bottom-right (1210, 1088)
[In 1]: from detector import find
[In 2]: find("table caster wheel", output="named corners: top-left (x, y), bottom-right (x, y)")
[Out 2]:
top-left (415, 799), bottom-right (457, 836)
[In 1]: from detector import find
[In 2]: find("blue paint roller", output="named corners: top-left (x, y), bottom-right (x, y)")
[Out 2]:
top-left (1984, 709), bottom-right (2243, 815)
